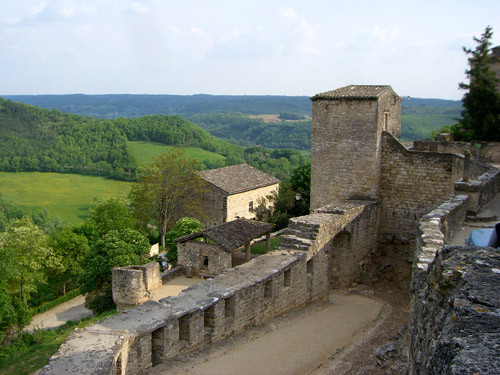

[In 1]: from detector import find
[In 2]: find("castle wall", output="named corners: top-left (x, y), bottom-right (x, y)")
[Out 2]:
top-left (380, 132), bottom-right (464, 239)
top-left (42, 250), bottom-right (331, 375)
top-left (455, 165), bottom-right (500, 213)
top-left (413, 139), bottom-right (500, 164)
top-left (280, 200), bottom-right (380, 289)
top-left (410, 195), bottom-right (500, 374)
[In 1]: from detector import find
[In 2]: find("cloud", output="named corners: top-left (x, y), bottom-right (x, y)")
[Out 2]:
top-left (278, 6), bottom-right (298, 19)
top-left (276, 6), bottom-right (319, 56)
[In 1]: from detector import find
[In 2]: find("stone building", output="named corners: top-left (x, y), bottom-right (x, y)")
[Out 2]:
top-left (310, 85), bottom-right (401, 210)
top-left (199, 164), bottom-right (279, 228)
top-left (175, 218), bottom-right (273, 277)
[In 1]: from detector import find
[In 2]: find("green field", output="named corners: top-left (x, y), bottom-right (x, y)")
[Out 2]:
top-left (128, 141), bottom-right (226, 167)
top-left (0, 172), bottom-right (131, 225)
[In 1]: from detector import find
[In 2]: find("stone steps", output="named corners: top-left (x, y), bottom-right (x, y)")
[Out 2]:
top-left (277, 220), bottom-right (321, 251)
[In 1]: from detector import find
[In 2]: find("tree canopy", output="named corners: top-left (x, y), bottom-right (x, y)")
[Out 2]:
top-left (456, 26), bottom-right (500, 141)
top-left (129, 151), bottom-right (206, 248)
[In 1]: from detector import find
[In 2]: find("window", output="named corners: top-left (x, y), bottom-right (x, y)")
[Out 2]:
top-left (203, 256), bottom-right (209, 267)
top-left (264, 280), bottom-right (272, 299)
top-left (384, 112), bottom-right (389, 131)
top-left (179, 315), bottom-right (190, 342)
top-left (307, 259), bottom-right (314, 274)
top-left (225, 295), bottom-right (235, 318)
top-left (284, 269), bottom-right (291, 287)
top-left (249, 201), bottom-right (254, 212)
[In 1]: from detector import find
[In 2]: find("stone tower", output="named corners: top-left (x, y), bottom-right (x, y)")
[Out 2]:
top-left (310, 85), bottom-right (401, 210)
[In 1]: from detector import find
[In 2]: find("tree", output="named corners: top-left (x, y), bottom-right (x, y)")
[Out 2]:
top-left (164, 217), bottom-right (203, 264)
top-left (457, 26), bottom-right (500, 141)
top-left (0, 218), bottom-right (61, 310)
top-left (129, 151), bottom-right (206, 249)
top-left (290, 163), bottom-right (311, 216)
top-left (87, 197), bottom-right (135, 237)
top-left (48, 228), bottom-right (89, 296)
top-left (80, 228), bottom-right (150, 314)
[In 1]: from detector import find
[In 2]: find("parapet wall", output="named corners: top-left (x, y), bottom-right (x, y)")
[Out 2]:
top-left (455, 165), bottom-right (500, 213)
top-left (280, 199), bottom-right (380, 288)
top-left (42, 249), bottom-right (329, 374)
top-left (410, 192), bottom-right (500, 374)
top-left (380, 132), bottom-right (464, 239)
top-left (413, 139), bottom-right (500, 164)
top-left (410, 246), bottom-right (500, 374)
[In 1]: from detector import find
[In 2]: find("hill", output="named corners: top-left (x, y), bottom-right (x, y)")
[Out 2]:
top-left (0, 98), bottom-right (136, 180)
top-left (3, 94), bottom-right (312, 118)
top-left (4, 94), bottom-right (462, 146)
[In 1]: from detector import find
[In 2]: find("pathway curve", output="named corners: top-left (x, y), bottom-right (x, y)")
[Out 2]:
top-left (152, 293), bottom-right (383, 375)
top-left (25, 295), bottom-right (92, 331)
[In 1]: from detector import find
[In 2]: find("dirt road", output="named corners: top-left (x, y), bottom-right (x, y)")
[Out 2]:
top-left (25, 295), bottom-right (92, 331)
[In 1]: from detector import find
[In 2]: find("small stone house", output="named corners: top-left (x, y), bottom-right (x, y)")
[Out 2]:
top-left (199, 164), bottom-right (279, 228)
top-left (175, 218), bottom-right (273, 277)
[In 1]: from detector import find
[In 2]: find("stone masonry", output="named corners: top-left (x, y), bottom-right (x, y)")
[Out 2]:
top-left (311, 85), bottom-right (401, 210)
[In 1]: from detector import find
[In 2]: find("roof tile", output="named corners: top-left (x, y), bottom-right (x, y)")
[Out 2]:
top-left (200, 164), bottom-right (279, 194)
top-left (311, 85), bottom-right (392, 100)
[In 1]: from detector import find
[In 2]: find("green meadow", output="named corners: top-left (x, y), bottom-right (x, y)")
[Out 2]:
top-left (0, 172), bottom-right (131, 225)
top-left (128, 141), bottom-right (226, 167)
top-left (0, 145), bottom-right (227, 226)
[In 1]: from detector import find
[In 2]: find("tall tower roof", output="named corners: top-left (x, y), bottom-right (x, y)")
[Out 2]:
top-left (311, 85), bottom-right (394, 100)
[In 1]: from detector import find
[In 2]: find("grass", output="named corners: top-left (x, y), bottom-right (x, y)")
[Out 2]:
top-left (128, 141), bottom-right (226, 167)
top-left (0, 172), bottom-right (131, 225)
top-left (0, 311), bottom-right (118, 375)
top-left (250, 236), bottom-right (280, 254)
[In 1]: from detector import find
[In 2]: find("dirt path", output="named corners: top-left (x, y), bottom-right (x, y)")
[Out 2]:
top-left (25, 295), bottom-right (92, 331)
top-left (151, 292), bottom-right (386, 375)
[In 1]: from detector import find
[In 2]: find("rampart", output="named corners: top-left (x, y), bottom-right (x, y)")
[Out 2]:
top-left (41, 201), bottom-right (377, 374)
top-left (455, 164), bottom-right (500, 213)
top-left (380, 132), bottom-right (464, 239)
top-left (413, 139), bottom-right (500, 164)
top-left (410, 186), bottom-right (500, 373)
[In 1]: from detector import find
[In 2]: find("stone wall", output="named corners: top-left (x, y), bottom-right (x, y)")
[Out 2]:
top-left (311, 89), bottom-right (400, 210)
top-left (409, 193), bottom-right (500, 374)
top-left (413, 139), bottom-right (500, 164)
top-left (201, 183), bottom-right (279, 228)
top-left (225, 183), bottom-right (278, 222)
top-left (380, 132), bottom-right (464, 239)
top-left (200, 184), bottom-right (226, 228)
top-left (43, 250), bottom-right (328, 374)
top-left (112, 262), bottom-right (162, 312)
top-left (177, 241), bottom-right (232, 276)
top-left (409, 246), bottom-right (500, 374)
top-left (455, 165), bottom-right (500, 213)
top-left (279, 199), bottom-right (380, 289)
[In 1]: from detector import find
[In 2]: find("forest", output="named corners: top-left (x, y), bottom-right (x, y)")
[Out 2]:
top-left (0, 97), bottom-right (308, 181)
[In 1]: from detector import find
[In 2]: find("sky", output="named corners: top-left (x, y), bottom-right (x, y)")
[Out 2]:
top-left (1, 0), bottom-right (500, 99)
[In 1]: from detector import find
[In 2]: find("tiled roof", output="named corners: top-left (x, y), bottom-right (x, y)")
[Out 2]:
top-left (311, 85), bottom-right (392, 100)
top-left (173, 218), bottom-right (273, 252)
top-left (199, 164), bottom-right (279, 195)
